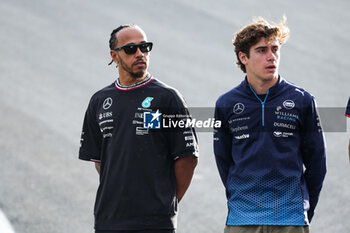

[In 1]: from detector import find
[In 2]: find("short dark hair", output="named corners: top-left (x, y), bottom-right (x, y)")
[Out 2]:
top-left (109, 24), bottom-right (135, 50)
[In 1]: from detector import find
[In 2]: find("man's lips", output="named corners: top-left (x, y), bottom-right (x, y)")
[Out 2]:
top-left (133, 60), bottom-right (146, 67)
top-left (266, 64), bottom-right (276, 69)
top-left (265, 64), bottom-right (277, 71)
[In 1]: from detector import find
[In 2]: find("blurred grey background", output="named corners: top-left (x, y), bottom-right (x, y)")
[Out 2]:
top-left (0, 0), bottom-right (349, 232)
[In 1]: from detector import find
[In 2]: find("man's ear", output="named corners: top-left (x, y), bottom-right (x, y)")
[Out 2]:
top-left (238, 51), bottom-right (248, 65)
top-left (110, 50), bottom-right (119, 63)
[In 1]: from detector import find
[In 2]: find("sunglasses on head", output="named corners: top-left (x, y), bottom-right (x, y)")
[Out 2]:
top-left (113, 42), bottom-right (153, 55)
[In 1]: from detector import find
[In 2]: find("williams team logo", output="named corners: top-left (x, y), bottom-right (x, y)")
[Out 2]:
top-left (143, 110), bottom-right (161, 129)
top-left (142, 97), bottom-right (154, 108)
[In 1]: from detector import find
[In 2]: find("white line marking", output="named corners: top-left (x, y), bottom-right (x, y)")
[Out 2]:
top-left (0, 209), bottom-right (15, 233)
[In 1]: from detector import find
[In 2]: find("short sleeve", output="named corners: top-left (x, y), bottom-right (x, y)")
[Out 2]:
top-left (163, 90), bottom-right (199, 160)
top-left (79, 97), bottom-right (103, 162)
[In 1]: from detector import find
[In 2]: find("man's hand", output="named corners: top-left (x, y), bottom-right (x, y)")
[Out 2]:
top-left (174, 156), bottom-right (198, 202)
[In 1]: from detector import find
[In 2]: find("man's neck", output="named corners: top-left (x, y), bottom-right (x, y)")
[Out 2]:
top-left (118, 73), bottom-right (148, 87)
top-left (247, 75), bottom-right (278, 95)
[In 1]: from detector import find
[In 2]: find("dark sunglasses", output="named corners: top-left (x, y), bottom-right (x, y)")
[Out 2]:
top-left (113, 42), bottom-right (153, 55)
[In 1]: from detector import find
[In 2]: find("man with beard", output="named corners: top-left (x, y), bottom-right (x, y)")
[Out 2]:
top-left (79, 24), bottom-right (198, 233)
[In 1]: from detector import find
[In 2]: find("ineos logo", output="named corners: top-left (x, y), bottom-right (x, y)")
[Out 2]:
top-left (283, 100), bottom-right (295, 109)
top-left (103, 97), bottom-right (113, 110)
top-left (233, 103), bottom-right (245, 114)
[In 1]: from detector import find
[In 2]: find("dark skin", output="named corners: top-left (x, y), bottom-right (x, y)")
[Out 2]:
top-left (174, 156), bottom-right (198, 202)
top-left (95, 26), bottom-right (198, 202)
top-left (95, 156), bottom-right (197, 202)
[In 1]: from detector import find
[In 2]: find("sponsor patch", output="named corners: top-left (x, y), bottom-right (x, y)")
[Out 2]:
top-left (273, 131), bottom-right (294, 138)
top-left (273, 122), bottom-right (296, 130)
top-left (228, 116), bottom-right (250, 123)
top-left (275, 111), bottom-right (299, 122)
top-left (136, 127), bottom-right (149, 135)
top-left (142, 97), bottom-right (154, 108)
top-left (185, 136), bottom-right (194, 141)
top-left (103, 97), bottom-right (113, 110)
top-left (99, 112), bottom-right (113, 120)
top-left (230, 125), bottom-right (248, 133)
top-left (233, 103), bottom-right (245, 114)
top-left (283, 100), bottom-right (295, 109)
top-left (234, 134), bottom-right (250, 140)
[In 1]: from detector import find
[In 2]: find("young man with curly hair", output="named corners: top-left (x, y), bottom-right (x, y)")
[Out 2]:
top-left (214, 17), bottom-right (326, 233)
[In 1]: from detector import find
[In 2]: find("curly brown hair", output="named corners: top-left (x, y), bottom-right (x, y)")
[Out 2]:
top-left (233, 16), bottom-right (290, 73)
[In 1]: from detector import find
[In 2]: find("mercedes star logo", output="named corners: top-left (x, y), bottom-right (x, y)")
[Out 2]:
top-left (103, 97), bottom-right (113, 110)
top-left (233, 103), bottom-right (245, 114)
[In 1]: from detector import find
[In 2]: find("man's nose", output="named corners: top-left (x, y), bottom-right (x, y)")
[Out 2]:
top-left (135, 47), bottom-right (145, 57)
top-left (266, 50), bottom-right (277, 61)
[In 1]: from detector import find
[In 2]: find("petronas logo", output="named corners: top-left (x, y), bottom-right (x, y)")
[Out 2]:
top-left (142, 97), bottom-right (154, 108)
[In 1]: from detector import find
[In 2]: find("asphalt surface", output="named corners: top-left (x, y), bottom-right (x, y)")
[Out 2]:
top-left (0, 0), bottom-right (349, 232)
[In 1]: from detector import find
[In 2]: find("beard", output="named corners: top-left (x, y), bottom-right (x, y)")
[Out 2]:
top-left (130, 71), bottom-right (145, 79)
top-left (118, 55), bottom-right (146, 79)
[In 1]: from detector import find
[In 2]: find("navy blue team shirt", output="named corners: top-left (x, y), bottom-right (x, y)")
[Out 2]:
top-left (346, 97), bottom-right (350, 118)
top-left (214, 76), bottom-right (326, 226)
